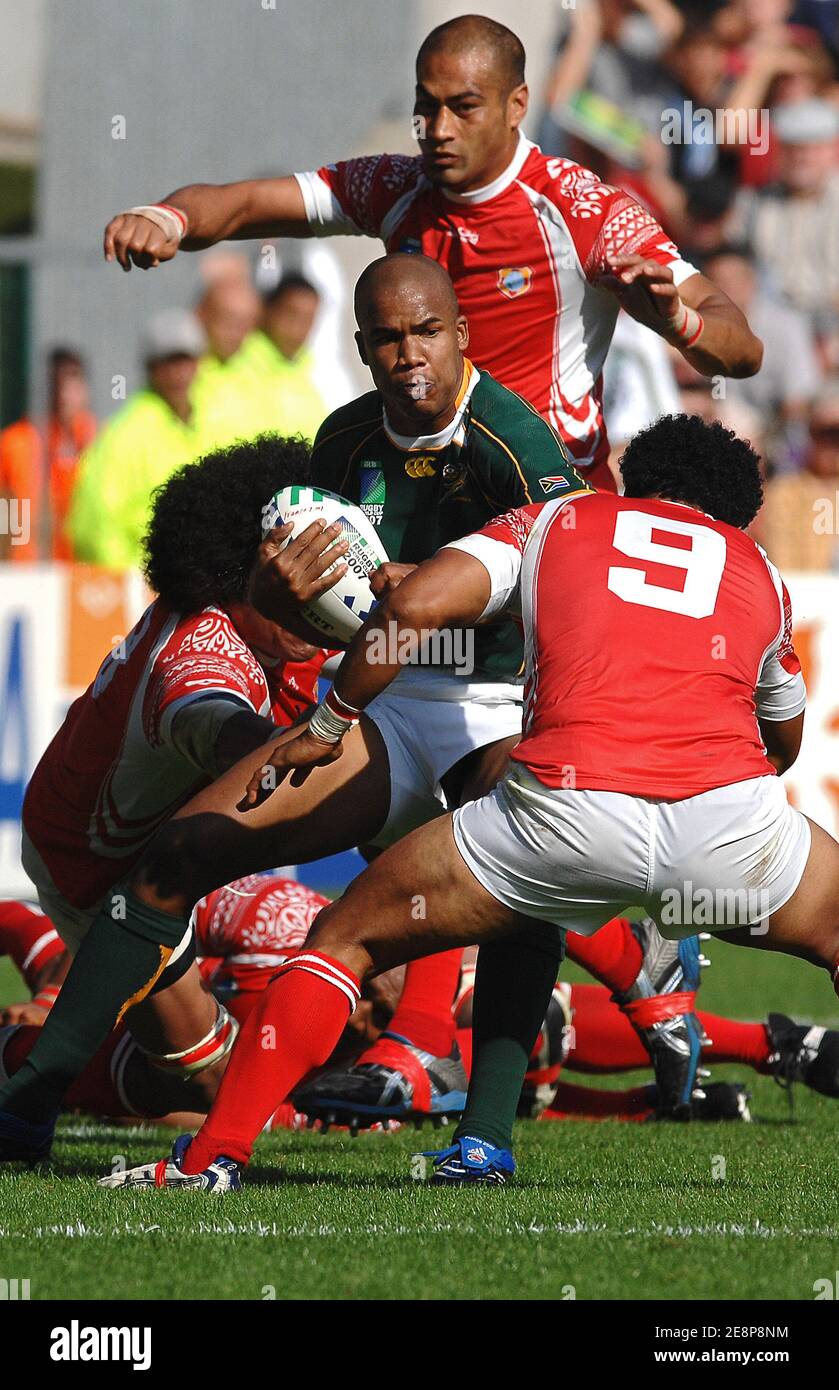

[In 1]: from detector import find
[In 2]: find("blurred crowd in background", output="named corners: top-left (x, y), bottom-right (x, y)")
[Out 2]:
top-left (3, 0), bottom-right (839, 572)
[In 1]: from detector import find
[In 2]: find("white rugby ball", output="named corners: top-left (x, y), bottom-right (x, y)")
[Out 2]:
top-left (262, 484), bottom-right (390, 643)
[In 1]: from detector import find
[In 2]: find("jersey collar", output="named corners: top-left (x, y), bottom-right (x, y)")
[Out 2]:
top-left (382, 359), bottom-right (480, 452)
top-left (441, 131), bottom-right (535, 206)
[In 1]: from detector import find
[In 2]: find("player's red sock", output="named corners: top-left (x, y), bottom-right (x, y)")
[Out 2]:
top-left (565, 983), bottom-right (648, 1071)
top-left (181, 951), bottom-right (360, 1172)
top-left (565, 984), bottom-right (773, 1075)
top-left (543, 1079), bottom-right (654, 1122)
top-left (565, 919), bottom-right (642, 994)
top-left (383, 950), bottom-right (461, 1057)
top-left (696, 1012), bottom-right (771, 1071)
top-left (0, 901), bottom-right (64, 989)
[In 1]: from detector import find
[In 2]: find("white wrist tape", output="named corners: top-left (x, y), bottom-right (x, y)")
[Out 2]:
top-left (307, 688), bottom-right (361, 743)
top-left (124, 203), bottom-right (188, 243)
top-left (670, 303), bottom-right (705, 348)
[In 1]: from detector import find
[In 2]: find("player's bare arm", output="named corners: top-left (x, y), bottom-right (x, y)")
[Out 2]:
top-left (759, 711), bottom-right (805, 776)
top-left (0, 947), bottom-right (71, 1027)
top-left (242, 548), bottom-right (491, 804)
top-left (605, 256), bottom-right (763, 379)
top-left (103, 175), bottom-right (309, 271)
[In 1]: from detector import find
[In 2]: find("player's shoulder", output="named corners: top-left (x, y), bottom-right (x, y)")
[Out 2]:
top-left (315, 152), bottom-right (426, 236)
top-left (519, 148), bottom-right (623, 217)
top-left (312, 391), bottom-right (384, 457)
top-left (327, 150), bottom-right (425, 190)
top-left (151, 605), bottom-right (266, 699)
top-left (468, 371), bottom-right (586, 491)
top-left (470, 371), bottom-right (562, 449)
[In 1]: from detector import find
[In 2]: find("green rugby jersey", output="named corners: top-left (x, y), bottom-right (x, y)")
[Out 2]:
top-left (311, 361), bottom-right (590, 680)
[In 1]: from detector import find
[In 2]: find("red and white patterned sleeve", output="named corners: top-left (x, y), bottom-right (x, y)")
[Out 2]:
top-left (755, 571), bottom-right (806, 721)
top-left (443, 505), bottom-right (541, 619)
top-left (143, 611), bottom-right (271, 768)
top-left (294, 153), bottom-right (424, 238)
top-left (195, 876), bottom-right (330, 994)
top-left (541, 161), bottom-right (698, 288)
top-left (585, 189), bottom-right (699, 287)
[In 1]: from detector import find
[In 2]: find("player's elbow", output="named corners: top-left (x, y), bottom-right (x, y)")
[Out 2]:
top-left (760, 712), bottom-right (804, 775)
top-left (727, 329), bottom-right (764, 379)
top-left (379, 585), bottom-right (448, 637)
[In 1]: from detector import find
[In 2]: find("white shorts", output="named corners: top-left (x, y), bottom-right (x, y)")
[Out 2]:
top-left (453, 766), bottom-right (811, 939)
top-left (20, 827), bottom-right (194, 967)
top-left (365, 671), bottom-right (524, 848)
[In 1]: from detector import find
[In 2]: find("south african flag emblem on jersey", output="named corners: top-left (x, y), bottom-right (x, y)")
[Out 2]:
top-left (359, 464), bottom-right (386, 526)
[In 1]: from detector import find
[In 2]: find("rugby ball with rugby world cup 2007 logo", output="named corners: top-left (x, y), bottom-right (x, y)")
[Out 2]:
top-left (261, 485), bottom-right (391, 643)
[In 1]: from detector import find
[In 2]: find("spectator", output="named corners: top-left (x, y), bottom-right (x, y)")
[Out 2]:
top-left (0, 349), bottom-right (96, 561)
top-left (721, 3), bottom-right (837, 188)
top-left (192, 277), bottom-right (279, 442)
top-left (662, 22), bottom-right (739, 193)
top-left (68, 312), bottom-right (219, 570)
top-left (753, 385), bottom-right (839, 570)
top-left (733, 98), bottom-right (839, 323)
top-left (235, 273), bottom-right (327, 441)
top-left (539, 0), bottom-right (684, 158)
top-left (703, 242), bottom-right (821, 462)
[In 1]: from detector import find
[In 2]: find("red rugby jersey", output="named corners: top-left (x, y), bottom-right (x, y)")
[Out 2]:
top-left (194, 874), bottom-right (328, 996)
top-left (295, 135), bottom-right (697, 488)
top-left (23, 604), bottom-right (325, 908)
top-left (447, 492), bottom-right (805, 799)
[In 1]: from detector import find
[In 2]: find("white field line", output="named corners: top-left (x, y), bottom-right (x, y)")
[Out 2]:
top-left (1, 1218), bottom-right (837, 1241)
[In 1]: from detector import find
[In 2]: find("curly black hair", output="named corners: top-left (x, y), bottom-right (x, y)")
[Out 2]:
top-left (620, 414), bottom-right (763, 529)
top-left (143, 433), bottom-right (310, 612)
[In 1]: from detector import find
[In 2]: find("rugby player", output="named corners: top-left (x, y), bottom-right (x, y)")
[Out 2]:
top-left (105, 413), bottom-right (839, 1189)
top-left (2, 254), bottom-right (711, 1170)
top-left (102, 13), bottom-right (762, 492)
top-left (0, 439), bottom-right (326, 1160)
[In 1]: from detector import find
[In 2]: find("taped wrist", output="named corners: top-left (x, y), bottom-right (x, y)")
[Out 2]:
top-left (124, 202), bottom-right (188, 242)
top-left (669, 303), bottom-right (705, 348)
top-left (308, 687), bottom-right (361, 743)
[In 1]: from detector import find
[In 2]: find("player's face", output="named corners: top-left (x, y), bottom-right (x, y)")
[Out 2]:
top-left (413, 49), bottom-right (527, 192)
top-left (356, 281), bottom-right (469, 431)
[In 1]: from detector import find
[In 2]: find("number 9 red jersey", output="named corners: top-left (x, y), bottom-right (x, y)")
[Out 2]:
top-left (446, 492), bottom-right (805, 800)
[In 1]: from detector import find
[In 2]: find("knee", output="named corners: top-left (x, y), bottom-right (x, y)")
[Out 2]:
top-left (130, 819), bottom-right (209, 911)
top-left (304, 905), bottom-right (375, 980)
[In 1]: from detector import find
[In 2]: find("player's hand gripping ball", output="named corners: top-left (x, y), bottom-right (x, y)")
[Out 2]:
top-left (261, 485), bottom-right (390, 643)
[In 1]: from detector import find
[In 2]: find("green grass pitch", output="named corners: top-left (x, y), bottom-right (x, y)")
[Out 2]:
top-left (1, 938), bottom-right (837, 1301)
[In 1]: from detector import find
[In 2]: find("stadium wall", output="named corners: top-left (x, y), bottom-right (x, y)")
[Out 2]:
top-left (1, 566), bottom-right (838, 901)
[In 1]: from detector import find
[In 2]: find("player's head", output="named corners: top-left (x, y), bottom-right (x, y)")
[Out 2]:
top-left (620, 415), bottom-right (764, 529)
top-left (144, 434), bottom-right (317, 661)
top-left (354, 253), bottom-right (468, 430)
top-left (414, 14), bottom-right (527, 192)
